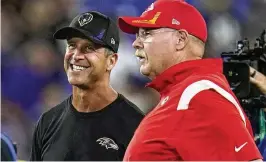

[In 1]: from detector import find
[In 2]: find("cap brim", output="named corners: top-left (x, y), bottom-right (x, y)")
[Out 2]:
top-left (118, 16), bottom-right (161, 34)
top-left (53, 27), bottom-right (104, 45)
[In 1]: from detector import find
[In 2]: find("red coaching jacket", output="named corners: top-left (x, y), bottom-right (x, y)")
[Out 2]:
top-left (124, 58), bottom-right (262, 161)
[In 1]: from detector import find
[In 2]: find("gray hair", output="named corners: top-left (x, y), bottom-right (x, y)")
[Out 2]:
top-left (162, 28), bottom-right (205, 47)
top-left (189, 35), bottom-right (205, 47)
top-left (104, 48), bottom-right (115, 57)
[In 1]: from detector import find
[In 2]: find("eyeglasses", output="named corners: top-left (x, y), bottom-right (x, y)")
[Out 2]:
top-left (136, 28), bottom-right (176, 41)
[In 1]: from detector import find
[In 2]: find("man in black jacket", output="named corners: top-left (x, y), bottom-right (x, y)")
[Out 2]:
top-left (30, 11), bottom-right (144, 161)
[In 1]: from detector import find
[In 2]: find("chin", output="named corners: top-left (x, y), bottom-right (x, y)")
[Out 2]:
top-left (68, 76), bottom-right (94, 89)
top-left (68, 77), bottom-right (82, 86)
top-left (140, 67), bottom-right (150, 77)
top-left (69, 81), bottom-right (88, 89)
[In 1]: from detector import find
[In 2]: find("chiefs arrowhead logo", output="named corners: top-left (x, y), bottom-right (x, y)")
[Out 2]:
top-left (144, 3), bottom-right (154, 13)
top-left (96, 137), bottom-right (119, 150)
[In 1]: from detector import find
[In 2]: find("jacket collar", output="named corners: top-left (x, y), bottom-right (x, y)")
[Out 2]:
top-left (146, 58), bottom-right (223, 93)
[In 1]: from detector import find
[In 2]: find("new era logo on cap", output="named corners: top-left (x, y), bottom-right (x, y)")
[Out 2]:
top-left (111, 38), bottom-right (115, 45)
top-left (53, 11), bottom-right (120, 53)
top-left (172, 18), bottom-right (180, 25)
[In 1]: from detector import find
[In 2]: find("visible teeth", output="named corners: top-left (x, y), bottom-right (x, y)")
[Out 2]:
top-left (73, 65), bottom-right (87, 71)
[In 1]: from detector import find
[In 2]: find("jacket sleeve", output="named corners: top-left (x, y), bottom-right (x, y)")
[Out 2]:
top-left (171, 89), bottom-right (262, 161)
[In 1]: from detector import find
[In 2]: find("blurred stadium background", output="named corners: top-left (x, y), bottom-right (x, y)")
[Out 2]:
top-left (1, 0), bottom-right (266, 160)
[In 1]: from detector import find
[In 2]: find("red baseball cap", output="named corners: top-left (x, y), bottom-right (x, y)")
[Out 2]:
top-left (118, 0), bottom-right (207, 42)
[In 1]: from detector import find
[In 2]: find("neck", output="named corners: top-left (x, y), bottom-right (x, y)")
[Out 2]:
top-left (149, 53), bottom-right (201, 80)
top-left (72, 81), bottom-right (118, 113)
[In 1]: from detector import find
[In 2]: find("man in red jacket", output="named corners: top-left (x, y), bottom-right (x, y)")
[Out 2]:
top-left (118, 0), bottom-right (262, 161)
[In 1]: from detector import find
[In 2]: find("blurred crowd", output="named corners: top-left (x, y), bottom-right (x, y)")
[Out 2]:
top-left (1, 0), bottom-right (266, 160)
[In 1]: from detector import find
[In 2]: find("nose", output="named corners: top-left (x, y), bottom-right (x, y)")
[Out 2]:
top-left (72, 49), bottom-right (85, 61)
top-left (132, 37), bottom-right (144, 50)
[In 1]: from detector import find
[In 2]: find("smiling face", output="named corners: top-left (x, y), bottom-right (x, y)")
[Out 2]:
top-left (64, 37), bottom-right (117, 89)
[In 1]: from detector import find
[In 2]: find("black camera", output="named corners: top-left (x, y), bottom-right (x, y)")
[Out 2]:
top-left (221, 29), bottom-right (266, 109)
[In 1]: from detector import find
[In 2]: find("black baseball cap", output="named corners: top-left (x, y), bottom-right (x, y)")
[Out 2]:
top-left (53, 11), bottom-right (120, 53)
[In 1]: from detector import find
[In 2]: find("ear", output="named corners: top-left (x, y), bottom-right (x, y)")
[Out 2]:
top-left (175, 29), bottom-right (189, 51)
top-left (106, 53), bottom-right (118, 71)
